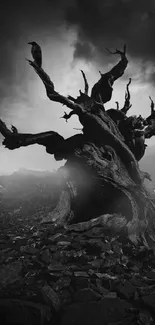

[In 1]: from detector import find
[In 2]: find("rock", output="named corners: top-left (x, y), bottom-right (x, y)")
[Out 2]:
top-left (74, 271), bottom-right (89, 277)
top-left (61, 298), bottom-right (134, 325)
top-left (57, 241), bottom-right (71, 247)
top-left (96, 273), bottom-right (117, 280)
top-left (100, 242), bottom-right (112, 253)
top-left (111, 265), bottom-right (124, 274)
top-left (48, 260), bottom-right (64, 271)
top-left (49, 245), bottom-right (57, 252)
top-left (88, 259), bottom-right (104, 268)
top-left (145, 271), bottom-right (155, 279)
top-left (111, 241), bottom-right (123, 255)
top-left (40, 248), bottom-right (51, 263)
top-left (26, 246), bottom-right (39, 255)
top-left (86, 239), bottom-right (105, 250)
top-left (137, 311), bottom-right (154, 324)
top-left (130, 264), bottom-right (140, 273)
top-left (41, 284), bottom-right (61, 312)
top-left (52, 277), bottom-right (71, 291)
top-left (0, 298), bottom-right (52, 325)
top-left (116, 280), bottom-right (137, 300)
top-left (11, 236), bottom-right (27, 247)
top-left (142, 294), bottom-right (155, 313)
top-left (120, 255), bottom-right (129, 265)
top-left (0, 261), bottom-right (22, 287)
top-left (96, 279), bottom-right (110, 295)
top-left (103, 256), bottom-right (117, 268)
top-left (103, 292), bottom-right (117, 298)
top-left (74, 277), bottom-right (90, 290)
top-left (74, 288), bottom-right (101, 302)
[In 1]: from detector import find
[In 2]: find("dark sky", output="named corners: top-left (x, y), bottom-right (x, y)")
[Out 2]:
top-left (0, 0), bottom-right (155, 173)
top-left (1, 0), bottom-right (155, 91)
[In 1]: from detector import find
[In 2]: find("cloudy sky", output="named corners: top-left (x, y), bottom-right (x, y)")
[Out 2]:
top-left (1, 0), bottom-right (155, 174)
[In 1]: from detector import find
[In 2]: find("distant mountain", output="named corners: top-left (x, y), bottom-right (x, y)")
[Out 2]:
top-left (0, 185), bottom-right (7, 194)
top-left (16, 168), bottom-right (53, 177)
top-left (0, 169), bottom-right (61, 217)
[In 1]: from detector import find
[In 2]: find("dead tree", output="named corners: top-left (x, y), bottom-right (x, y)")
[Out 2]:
top-left (0, 44), bottom-right (155, 246)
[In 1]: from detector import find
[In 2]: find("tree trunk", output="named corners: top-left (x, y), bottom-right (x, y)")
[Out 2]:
top-left (1, 44), bottom-right (155, 247)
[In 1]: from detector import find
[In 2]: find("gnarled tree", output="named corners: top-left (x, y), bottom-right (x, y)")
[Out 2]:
top-left (1, 43), bottom-right (155, 246)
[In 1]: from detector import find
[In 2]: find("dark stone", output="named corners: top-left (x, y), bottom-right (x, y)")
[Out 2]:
top-left (142, 294), bottom-right (155, 314)
top-left (145, 271), bottom-right (155, 280)
top-left (41, 284), bottom-right (61, 312)
top-left (74, 288), bottom-right (101, 302)
top-left (116, 280), bottom-right (137, 300)
top-left (0, 261), bottom-right (22, 287)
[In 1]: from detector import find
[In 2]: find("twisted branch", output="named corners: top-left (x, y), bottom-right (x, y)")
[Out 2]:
top-left (80, 70), bottom-right (89, 94)
top-left (121, 78), bottom-right (132, 114)
top-left (27, 59), bottom-right (83, 115)
top-left (149, 96), bottom-right (155, 115)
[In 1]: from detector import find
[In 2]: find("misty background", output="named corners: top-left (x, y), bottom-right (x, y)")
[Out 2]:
top-left (0, 0), bottom-right (155, 182)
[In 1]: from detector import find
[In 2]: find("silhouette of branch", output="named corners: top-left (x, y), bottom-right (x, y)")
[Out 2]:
top-left (145, 121), bottom-right (155, 138)
top-left (67, 95), bottom-right (77, 102)
top-left (149, 96), bottom-right (155, 115)
top-left (80, 70), bottom-right (89, 94)
top-left (146, 96), bottom-right (155, 125)
top-left (27, 59), bottom-right (83, 115)
top-left (121, 78), bottom-right (132, 114)
top-left (91, 45), bottom-right (128, 103)
top-left (105, 44), bottom-right (128, 83)
top-left (0, 119), bottom-right (65, 154)
top-left (105, 44), bottom-right (127, 56)
top-left (60, 111), bottom-right (76, 122)
top-left (115, 101), bottom-right (119, 110)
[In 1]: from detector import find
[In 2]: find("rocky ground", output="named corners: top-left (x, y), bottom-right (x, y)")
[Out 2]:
top-left (0, 210), bottom-right (155, 324)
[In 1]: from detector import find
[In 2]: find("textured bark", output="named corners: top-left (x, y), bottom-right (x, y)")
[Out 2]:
top-left (1, 44), bottom-right (155, 246)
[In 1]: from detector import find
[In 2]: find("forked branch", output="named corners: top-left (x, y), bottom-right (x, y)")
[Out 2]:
top-left (27, 59), bottom-right (83, 115)
top-left (0, 119), bottom-right (64, 153)
top-left (61, 111), bottom-right (76, 122)
top-left (105, 44), bottom-right (126, 57)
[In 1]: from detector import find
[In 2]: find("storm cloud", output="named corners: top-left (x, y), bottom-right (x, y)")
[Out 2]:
top-left (1, 0), bottom-right (155, 93)
top-left (65, 0), bottom-right (155, 60)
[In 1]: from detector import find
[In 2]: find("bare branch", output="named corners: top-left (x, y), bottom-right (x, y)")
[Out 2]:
top-left (11, 125), bottom-right (18, 134)
top-left (141, 170), bottom-right (152, 182)
top-left (99, 71), bottom-right (102, 77)
top-left (80, 70), bottom-right (89, 94)
top-left (145, 97), bottom-right (155, 125)
top-left (149, 96), bottom-right (155, 114)
top-left (67, 95), bottom-right (77, 102)
top-left (105, 44), bottom-right (126, 56)
top-left (0, 119), bottom-right (12, 137)
top-left (60, 111), bottom-right (76, 122)
top-left (121, 78), bottom-right (132, 114)
top-left (0, 119), bottom-right (65, 154)
top-left (145, 121), bottom-right (155, 138)
top-left (115, 101), bottom-right (119, 110)
top-left (91, 45), bottom-right (128, 104)
top-left (27, 59), bottom-right (83, 114)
